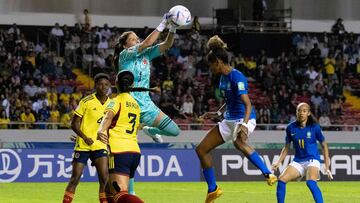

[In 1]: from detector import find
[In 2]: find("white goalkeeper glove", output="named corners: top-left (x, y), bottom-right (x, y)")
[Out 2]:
top-left (156, 13), bottom-right (169, 32)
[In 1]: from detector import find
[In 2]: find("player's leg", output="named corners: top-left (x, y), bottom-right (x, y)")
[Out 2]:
top-left (92, 150), bottom-right (109, 203)
top-left (277, 164), bottom-right (302, 203)
top-left (232, 120), bottom-right (276, 185)
top-left (111, 153), bottom-right (141, 202)
top-left (141, 103), bottom-right (180, 142)
top-left (306, 160), bottom-right (323, 203)
top-left (63, 151), bottom-right (88, 203)
top-left (128, 178), bottom-right (135, 195)
top-left (195, 125), bottom-right (224, 203)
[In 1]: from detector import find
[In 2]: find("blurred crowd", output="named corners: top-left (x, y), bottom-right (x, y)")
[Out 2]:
top-left (0, 15), bottom-right (359, 130)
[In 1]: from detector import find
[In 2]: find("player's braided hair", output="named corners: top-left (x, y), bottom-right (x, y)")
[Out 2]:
top-left (206, 35), bottom-right (229, 64)
top-left (116, 71), bottom-right (154, 93)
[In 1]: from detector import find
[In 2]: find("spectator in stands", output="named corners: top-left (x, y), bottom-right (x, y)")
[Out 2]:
top-left (331, 18), bottom-right (346, 35)
top-left (319, 112), bottom-right (331, 130)
top-left (23, 79), bottom-right (39, 98)
top-left (50, 23), bottom-right (64, 38)
top-left (8, 23), bottom-right (20, 38)
top-left (182, 95), bottom-right (194, 116)
top-left (310, 92), bottom-right (323, 117)
top-left (100, 23), bottom-right (112, 40)
top-left (80, 9), bottom-right (91, 28)
top-left (20, 107), bottom-right (36, 129)
top-left (192, 16), bottom-right (201, 33)
top-left (1, 93), bottom-right (10, 118)
top-left (97, 36), bottom-right (109, 50)
top-left (0, 110), bottom-right (10, 129)
top-left (49, 104), bottom-right (60, 129)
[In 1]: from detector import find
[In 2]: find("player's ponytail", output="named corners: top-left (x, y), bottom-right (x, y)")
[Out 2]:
top-left (116, 70), bottom-right (134, 93)
top-left (206, 35), bottom-right (229, 64)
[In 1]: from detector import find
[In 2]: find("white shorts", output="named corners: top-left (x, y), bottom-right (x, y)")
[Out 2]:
top-left (218, 119), bottom-right (256, 142)
top-left (289, 159), bottom-right (321, 179)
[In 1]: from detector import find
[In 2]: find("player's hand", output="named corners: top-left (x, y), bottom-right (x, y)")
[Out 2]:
top-left (156, 13), bottom-right (169, 32)
top-left (69, 135), bottom-right (77, 143)
top-left (271, 162), bottom-right (281, 172)
top-left (238, 123), bottom-right (248, 136)
top-left (83, 136), bottom-right (94, 145)
top-left (97, 131), bottom-right (109, 145)
top-left (325, 167), bottom-right (333, 180)
top-left (199, 112), bottom-right (218, 119)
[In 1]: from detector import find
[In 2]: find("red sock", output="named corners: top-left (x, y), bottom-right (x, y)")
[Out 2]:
top-left (99, 192), bottom-right (108, 203)
top-left (106, 192), bottom-right (114, 203)
top-left (63, 191), bottom-right (74, 203)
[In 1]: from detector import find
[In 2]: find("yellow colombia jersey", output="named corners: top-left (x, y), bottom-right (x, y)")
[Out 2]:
top-left (74, 93), bottom-right (110, 151)
top-left (105, 93), bottom-right (141, 153)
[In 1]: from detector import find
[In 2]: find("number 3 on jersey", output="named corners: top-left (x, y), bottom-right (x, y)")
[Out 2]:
top-left (126, 113), bottom-right (137, 134)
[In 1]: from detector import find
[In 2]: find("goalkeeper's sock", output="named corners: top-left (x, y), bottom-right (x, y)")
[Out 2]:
top-left (306, 180), bottom-right (323, 203)
top-left (63, 191), bottom-right (74, 203)
top-left (276, 180), bottom-right (286, 203)
top-left (203, 167), bottom-right (217, 193)
top-left (128, 178), bottom-right (135, 195)
top-left (248, 151), bottom-right (271, 175)
top-left (99, 192), bottom-right (107, 203)
top-left (147, 116), bottom-right (180, 137)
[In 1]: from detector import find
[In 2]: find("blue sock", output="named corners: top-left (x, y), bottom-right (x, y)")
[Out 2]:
top-left (248, 151), bottom-right (271, 175)
top-left (276, 180), bottom-right (286, 203)
top-left (148, 116), bottom-right (180, 137)
top-left (128, 178), bottom-right (135, 195)
top-left (306, 180), bottom-right (323, 203)
top-left (203, 167), bottom-right (217, 193)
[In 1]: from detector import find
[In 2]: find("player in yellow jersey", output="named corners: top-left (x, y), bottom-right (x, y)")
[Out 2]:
top-left (63, 73), bottom-right (111, 203)
top-left (97, 70), bottom-right (154, 203)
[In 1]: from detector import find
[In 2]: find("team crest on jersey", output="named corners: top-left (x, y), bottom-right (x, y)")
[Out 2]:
top-left (142, 58), bottom-right (148, 65)
top-left (307, 132), bottom-right (311, 138)
top-left (107, 101), bottom-right (115, 108)
top-left (237, 82), bottom-right (245, 90)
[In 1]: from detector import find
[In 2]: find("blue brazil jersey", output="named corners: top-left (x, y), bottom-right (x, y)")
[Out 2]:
top-left (219, 69), bottom-right (256, 120)
top-left (285, 121), bottom-right (325, 162)
top-left (118, 44), bottom-right (161, 112)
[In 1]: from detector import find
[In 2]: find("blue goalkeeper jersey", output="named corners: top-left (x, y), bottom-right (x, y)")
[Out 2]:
top-left (118, 44), bottom-right (161, 111)
top-left (285, 122), bottom-right (325, 162)
top-left (219, 68), bottom-right (256, 120)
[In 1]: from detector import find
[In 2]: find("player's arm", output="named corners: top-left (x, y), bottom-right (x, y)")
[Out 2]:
top-left (158, 31), bottom-right (175, 53)
top-left (138, 13), bottom-right (168, 53)
top-left (71, 114), bottom-right (94, 145)
top-left (320, 141), bottom-right (333, 179)
top-left (200, 103), bottom-right (226, 119)
top-left (97, 110), bottom-right (115, 145)
top-left (272, 143), bottom-right (291, 171)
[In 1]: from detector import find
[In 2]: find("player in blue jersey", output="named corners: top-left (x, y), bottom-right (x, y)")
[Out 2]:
top-left (196, 35), bottom-right (277, 203)
top-left (112, 13), bottom-right (180, 195)
top-left (272, 102), bottom-right (332, 203)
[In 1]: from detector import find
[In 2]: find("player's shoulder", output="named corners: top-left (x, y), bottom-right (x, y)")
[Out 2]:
top-left (230, 69), bottom-right (246, 80)
top-left (80, 93), bottom-right (95, 103)
top-left (287, 121), bottom-right (298, 130)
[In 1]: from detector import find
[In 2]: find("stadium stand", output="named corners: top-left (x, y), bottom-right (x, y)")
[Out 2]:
top-left (0, 20), bottom-right (359, 131)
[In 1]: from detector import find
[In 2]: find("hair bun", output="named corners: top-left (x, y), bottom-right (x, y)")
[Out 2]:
top-left (206, 35), bottom-right (227, 51)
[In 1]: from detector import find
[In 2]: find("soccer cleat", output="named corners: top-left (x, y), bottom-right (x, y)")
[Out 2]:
top-left (265, 173), bottom-right (278, 186)
top-left (143, 126), bottom-right (164, 143)
top-left (205, 186), bottom-right (223, 203)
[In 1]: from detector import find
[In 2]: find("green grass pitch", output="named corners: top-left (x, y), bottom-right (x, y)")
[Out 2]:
top-left (0, 182), bottom-right (359, 203)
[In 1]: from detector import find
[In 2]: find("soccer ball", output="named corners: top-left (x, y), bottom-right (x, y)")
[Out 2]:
top-left (168, 5), bottom-right (192, 27)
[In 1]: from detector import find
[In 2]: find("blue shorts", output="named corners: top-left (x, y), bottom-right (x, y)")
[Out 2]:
top-left (108, 153), bottom-right (141, 178)
top-left (140, 101), bottom-right (161, 126)
top-left (72, 150), bottom-right (108, 165)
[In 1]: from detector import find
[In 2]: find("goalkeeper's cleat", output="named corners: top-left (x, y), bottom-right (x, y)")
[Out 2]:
top-left (205, 186), bottom-right (223, 203)
top-left (265, 173), bottom-right (278, 186)
top-left (143, 126), bottom-right (164, 143)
